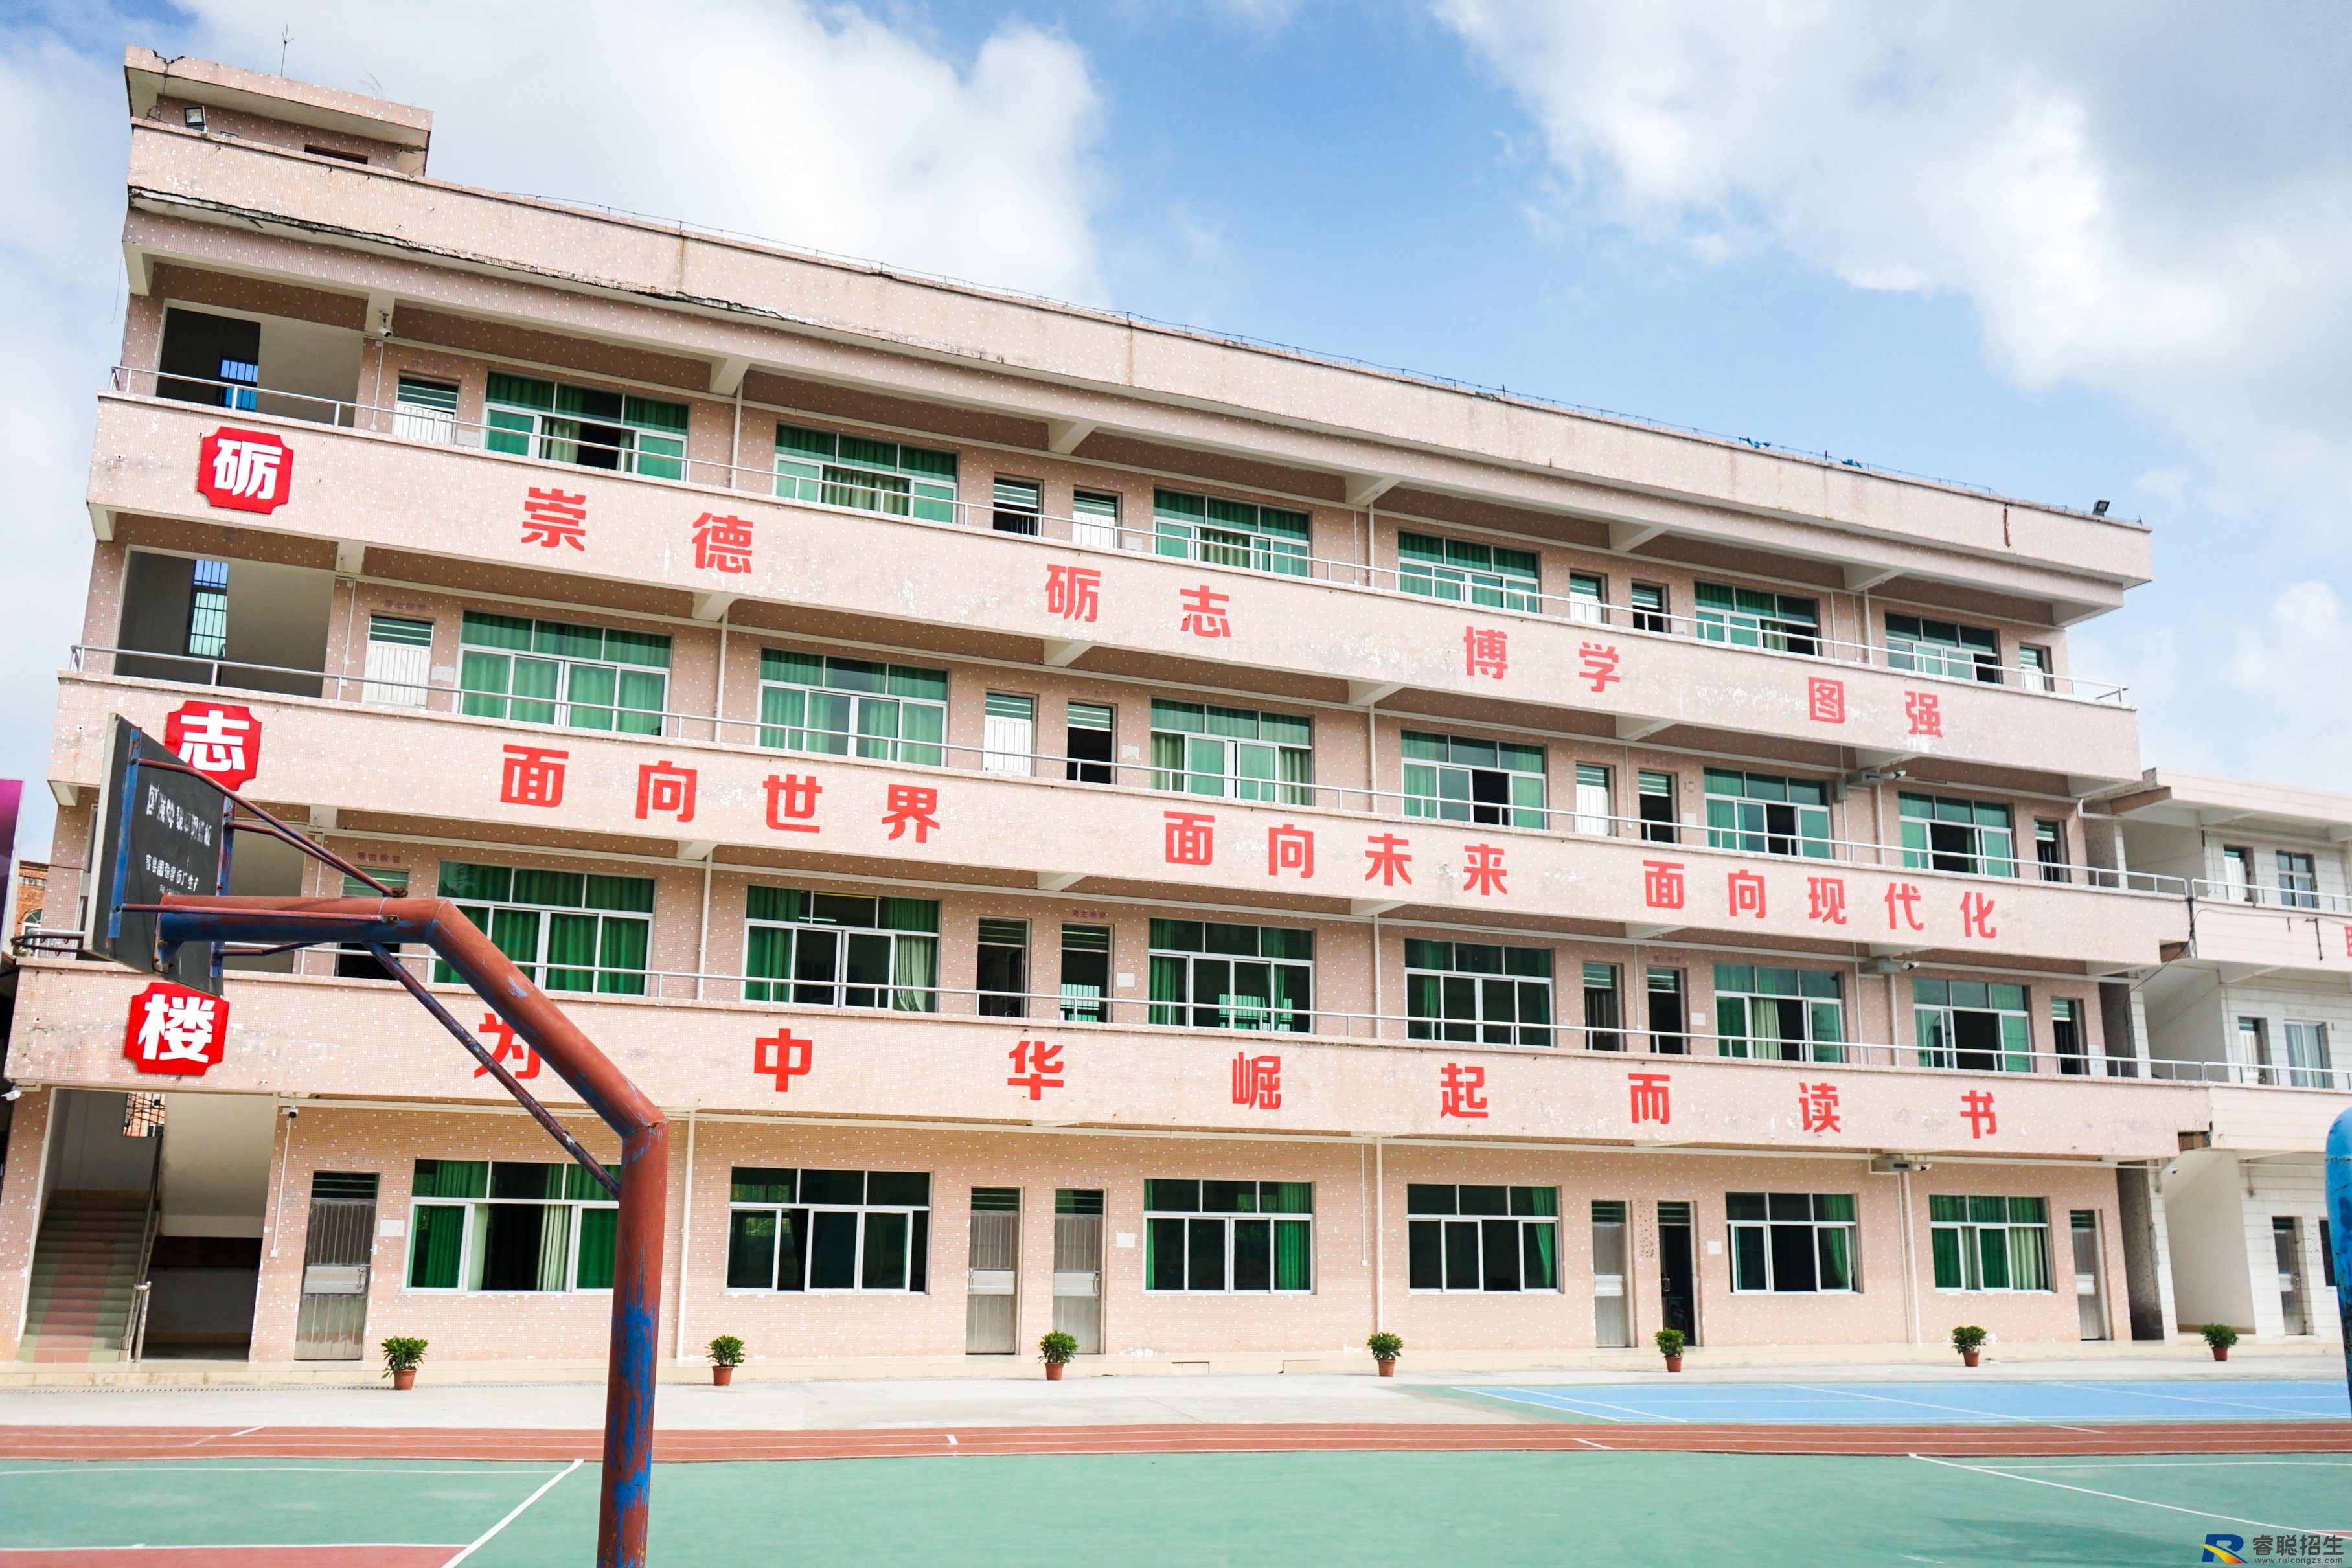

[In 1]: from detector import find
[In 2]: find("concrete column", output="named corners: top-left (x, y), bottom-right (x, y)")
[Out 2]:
top-left (0, 1089), bottom-right (58, 1358)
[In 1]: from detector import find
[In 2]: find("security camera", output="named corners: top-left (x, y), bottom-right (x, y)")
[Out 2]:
top-left (282, 1106), bottom-right (299, 1120)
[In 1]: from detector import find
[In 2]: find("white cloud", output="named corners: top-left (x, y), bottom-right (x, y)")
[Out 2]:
top-left (0, 3), bottom-right (1108, 867)
top-left (186, 1), bottom-right (1107, 302)
top-left (1435, 2), bottom-right (2352, 535)
top-left (1439, 1), bottom-right (2352, 789)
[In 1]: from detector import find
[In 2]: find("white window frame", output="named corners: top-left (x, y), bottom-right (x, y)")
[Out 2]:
top-left (363, 614), bottom-right (433, 707)
top-left (1726, 1192), bottom-right (1858, 1294)
top-left (405, 1161), bottom-right (617, 1296)
top-left (1141, 1181), bottom-right (1314, 1295)
top-left (722, 1168), bottom-right (933, 1295)
top-left (1406, 1185), bottom-right (1562, 1293)
top-left (983, 692), bottom-right (1036, 776)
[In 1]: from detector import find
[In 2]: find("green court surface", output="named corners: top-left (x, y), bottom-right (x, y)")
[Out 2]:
top-left (1, 1451), bottom-right (2345, 1565)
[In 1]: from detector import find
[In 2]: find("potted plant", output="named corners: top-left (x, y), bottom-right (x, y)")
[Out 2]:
top-left (1367, 1331), bottom-right (1404, 1376)
top-left (1951, 1325), bottom-right (1988, 1368)
top-left (1039, 1330), bottom-right (1079, 1381)
top-left (707, 1335), bottom-right (745, 1386)
top-left (2200, 1323), bottom-right (2239, 1362)
top-left (381, 1337), bottom-right (427, 1391)
top-left (1654, 1328), bottom-right (1688, 1372)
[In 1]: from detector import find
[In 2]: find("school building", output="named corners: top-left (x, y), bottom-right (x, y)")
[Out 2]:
top-left (0, 51), bottom-right (2341, 1370)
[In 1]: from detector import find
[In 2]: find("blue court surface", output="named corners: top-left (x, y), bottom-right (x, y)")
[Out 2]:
top-left (1458, 1378), bottom-right (2352, 1425)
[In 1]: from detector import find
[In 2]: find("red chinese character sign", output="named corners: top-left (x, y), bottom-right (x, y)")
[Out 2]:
top-left (1232, 1053), bottom-right (1282, 1109)
top-left (755, 1029), bottom-right (814, 1093)
top-left (1046, 565), bottom-right (1101, 623)
top-left (1439, 1062), bottom-right (1488, 1119)
top-left (1009, 1039), bottom-right (1066, 1100)
top-left (165, 700), bottom-right (261, 791)
top-left (522, 488), bottom-right (588, 551)
top-left (124, 981), bottom-right (229, 1076)
top-left (691, 514), bottom-right (755, 573)
top-left (1961, 1089), bottom-right (1998, 1139)
top-left (1628, 1072), bottom-right (1671, 1125)
top-left (196, 427), bottom-right (293, 513)
top-left (475, 1012), bottom-right (541, 1080)
top-left (501, 745), bottom-right (569, 808)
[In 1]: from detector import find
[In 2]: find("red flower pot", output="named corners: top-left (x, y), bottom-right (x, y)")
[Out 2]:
top-left (1663, 1356), bottom-right (1683, 1373)
top-left (1376, 1359), bottom-right (1396, 1377)
top-left (391, 1368), bottom-right (417, 1391)
top-left (1045, 1361), bottom-right (1066, 1381)
top-left (713, 1365), bottom-right (734, 1386)
top-left (1961, 1351), bottom-right (1980, 1368)
top-left (2211, 1346), bottom-right (2228, 1362)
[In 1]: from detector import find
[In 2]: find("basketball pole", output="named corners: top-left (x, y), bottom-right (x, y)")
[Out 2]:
top-left (113, 747), bottom-right (666, 1568)
top-left (2327, 1106), bottom-right (2351, 1418)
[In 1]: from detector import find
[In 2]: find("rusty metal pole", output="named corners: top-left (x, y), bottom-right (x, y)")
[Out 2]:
top-left (161, 894), bottom-right (665, 1567)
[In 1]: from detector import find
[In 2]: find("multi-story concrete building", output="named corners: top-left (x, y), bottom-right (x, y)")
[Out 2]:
top-left (0, 51), bottom-right (2338, 1369)
top-left (2110, 771), bottom-right (2349, 1345)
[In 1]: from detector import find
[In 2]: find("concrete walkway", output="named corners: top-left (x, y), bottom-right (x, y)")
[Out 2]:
top-left (0, 1349), bottom-right (2336, 1432)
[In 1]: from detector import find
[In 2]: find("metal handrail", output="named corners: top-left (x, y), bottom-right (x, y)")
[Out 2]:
top-left (2189, 879), bottom-right (2352, 916)
top-left (106, 367), bottom-right (2129, 703)
top-left (244, 948), bottom-right (2294, 1083)
top-left (66, 645), bottom-right (2188, 898)
top-left (126, 1135), bottom-right (164, 1363)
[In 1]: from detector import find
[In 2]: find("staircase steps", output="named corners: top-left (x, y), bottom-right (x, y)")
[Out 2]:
top-left (17, 1192), bottom-right (148, 1363)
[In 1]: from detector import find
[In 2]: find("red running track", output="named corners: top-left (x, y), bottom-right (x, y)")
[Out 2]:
top-left (0, 1420), bottom-right (2344, 1462)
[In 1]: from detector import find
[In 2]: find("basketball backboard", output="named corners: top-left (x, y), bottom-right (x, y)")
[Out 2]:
top-left (82, 715), bottom-right (225, 994)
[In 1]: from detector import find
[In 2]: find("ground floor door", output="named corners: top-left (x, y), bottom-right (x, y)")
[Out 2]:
top-left (965, 1188), bottom-right (1020, 1354)
top-left (2070, 1210), bottom-right (2108, 1341)
top-left (1053, 1188), bottom-right (1105, 1354)
top-left (2273, 1218), bottom-right (2309, 1335)
top-left (1591, 1201), bottom-right (1631, 1347)
top-left (292, 1173), bottom-right (378, 1360)
top-left (1658, 1200), bottom-right (1697, 1345)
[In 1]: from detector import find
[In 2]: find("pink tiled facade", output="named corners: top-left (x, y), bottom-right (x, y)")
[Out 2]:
top-left (6, 49), bottom-right (2344, 1372)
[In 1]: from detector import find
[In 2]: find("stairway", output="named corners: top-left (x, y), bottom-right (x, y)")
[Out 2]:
top-left (17, 1191), bottom-right (150, 1362)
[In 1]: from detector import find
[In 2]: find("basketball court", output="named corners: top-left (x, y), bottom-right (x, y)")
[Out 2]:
top-left (0, 1369), bottom-right (2344, 1567)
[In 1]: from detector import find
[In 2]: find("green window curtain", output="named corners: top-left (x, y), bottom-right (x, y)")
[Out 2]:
top-left (1524, 1221), bottom-right (1558, 1290)
top-left (745, 927), bottom-right (790, 1003)
top-left (2008, 1223), bottom-right (2049, 1291)
top-left (892, 935), bottom-right (938, 1012)
top-left (1930, 1226), bottom-right (1965, 1289)
top-left (408, 1205), bottom-right (466, 1288)
top-left (575, 1207), bottom-right (617, 1288)
top-left (488, 907), bottom-right (542, 979)
top-left (413, 1158), bottom-right (488, 1198)
top-left (597, 918), bottom-right (649, 995)
top-left (536, 1203), bottom-right (572, 1292)
top-left (1149, 954), bottom-right (1187, 1025)
top-left (1816, 1225), bottom-right (1853, 1291)
top-left (1976, 1225), bottom-right (2011, 1290)
top-left (2000, 1013), bottom-right (2032, 1074)
top-left (1731, 1225), bottom-right (1768, 1289)
top-left (544, 912), bottom-right (599, 992)
top-left (1273, 1220), bottom-right (1312, 1290)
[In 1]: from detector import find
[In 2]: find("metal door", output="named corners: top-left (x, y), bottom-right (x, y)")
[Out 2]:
top-left (1053, 1188), bottom-right (1105, 1354)
top-left (2070, 1210), bottom-right (2108, 1341)
top-left (293, 1174), bottom-right (379, 1360)
top-left (1657, 1201), bottom-right (1697, 1345)
top-left (965, 1189), bottom-right (1020, 1354)
top-left (2274, 1218), bottom-right (2309, 1335)
top-left (1591, 1201), bottom-right (1631, 1347)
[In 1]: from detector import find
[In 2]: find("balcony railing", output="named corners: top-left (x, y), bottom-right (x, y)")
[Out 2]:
top-left (2189, 878), bottom-right (2352, 916)
top-left (66, 648), bottom-right (2189, 899)
top-left (107, 369), bottom-right (2130, 704)
top-left (17, 939), bottom-right (2228, 1085)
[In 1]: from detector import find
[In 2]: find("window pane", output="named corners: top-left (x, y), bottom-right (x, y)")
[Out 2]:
top-left (1187, 1217), bottom-right (1227, 1291)
top-left (1732, 1225), bottom-right (1768, 1290)
top-left (1523, 1222), bottom-right (1558, 1290)
top-left (727, 1210), bottom-right (778, 1288)
top-left (1816, 1227), bottom-right (1853, 1291)
top-left (1444, 1220), bottom-right (1482, 1290)
top-left (1232, 1219), bottom-right (1272, 1291)
top-left (408, 1205), bottom-right (465, 1288)
top-left (808, 1210), bottom-right (859, 1289)
top-left (1147, 1216), bottom-right (1187, 1290)
top-left (575, 1207), bottom-right (617, 1290)
top-left (1409, 1220), bottom-right (1443, 1289)
top-left (862, 1211), bottom-right (909, 1290)
top-left (1481, 1218), bottom-right (1522, 1291)
top-left (1273, 1220), bottom-right (1312, 1290)
top-left (1930, 1226), bottom-right (1964, 1290)
top-left (1769, 1224), bottom-right (1818, 1291)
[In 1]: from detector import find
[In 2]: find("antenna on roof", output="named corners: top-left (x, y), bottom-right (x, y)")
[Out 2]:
top-left (279, 26), bottom-right (292, 76)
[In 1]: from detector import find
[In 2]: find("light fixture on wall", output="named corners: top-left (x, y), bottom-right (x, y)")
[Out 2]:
top-left (183, 104), bottom-right (206, 131)
top-left (2092, 499), bottom-right (2110, 516)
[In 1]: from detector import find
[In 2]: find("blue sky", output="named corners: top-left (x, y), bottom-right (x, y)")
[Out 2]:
top-left (4, 1), bottom-right (2349, 865)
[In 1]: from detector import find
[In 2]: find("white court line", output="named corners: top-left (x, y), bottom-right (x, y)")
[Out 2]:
top-left (0, 1545), bottom-right (469, 1554)
top-left (1792, 1383), bottom-right (2099, 1433)
top-left (1572, 1438), bottom-right (1613, 1450)
top-left (0, 1465), bottom-right (560, 1479)
top-left (1992, 1460), bottom-right (2352, 1472)
top-left (442, 1457), bottom-right (582, 1567)
top-left (1908, 1453), bottom-right (2349, 1537)
top-left (2048, 1381), bottom-right (2342, 1419)
top-left (1461, 1388), bottom-right (1682, 1423)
